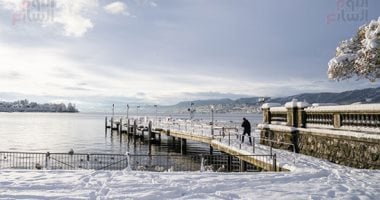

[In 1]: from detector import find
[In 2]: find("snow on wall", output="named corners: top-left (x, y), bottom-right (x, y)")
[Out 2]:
top-left (285, 100), bottom-right (309, 109)
top-left (262, 103), bottom-right (281, 109)
top-left (269, 107), bottom-right (287, 112)
top-left (305, 103), bottom-right (380, 112)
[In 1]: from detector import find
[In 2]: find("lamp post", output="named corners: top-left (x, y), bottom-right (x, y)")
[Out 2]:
top-left (154, 105), bottom-right (158, 126)
top-left (112, 104), bottom-right (115, 118)
top-left (211, 105), bottom-right (214, 137)
top-left (126, 104), bottom-right (129, 120)
top-left (137, 105), bottom-right (140, 117)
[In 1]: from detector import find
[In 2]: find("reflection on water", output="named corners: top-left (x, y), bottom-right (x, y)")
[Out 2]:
top-left (0, 112), bottom-right (263, 155)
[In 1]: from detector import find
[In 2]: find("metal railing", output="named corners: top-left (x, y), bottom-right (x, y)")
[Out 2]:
top-left (0, 151), bottom-right (277, 172)
top-left (213, 131), bottom-right (297, 164)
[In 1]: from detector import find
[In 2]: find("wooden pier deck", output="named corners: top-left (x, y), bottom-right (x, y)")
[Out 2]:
top-left (105, 117), bottom-right (287, 172)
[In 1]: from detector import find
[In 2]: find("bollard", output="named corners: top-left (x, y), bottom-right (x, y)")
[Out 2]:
top-left (273, 153), bottom-right (277, 171)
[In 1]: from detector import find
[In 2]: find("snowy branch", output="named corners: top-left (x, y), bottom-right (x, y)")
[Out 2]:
top-left (328, 17), bottom-right (380, 82)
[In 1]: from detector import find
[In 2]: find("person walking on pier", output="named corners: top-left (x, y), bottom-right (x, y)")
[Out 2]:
top-left (241, 118), bottom-right (252, 145)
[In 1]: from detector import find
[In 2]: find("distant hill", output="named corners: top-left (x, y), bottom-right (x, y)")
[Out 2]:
top-left (174, 98), bottom-right (236, 108)
top-left (165, 87), bottom-right (380, 113)
top-left (268, 87), bottom-right (380, 105)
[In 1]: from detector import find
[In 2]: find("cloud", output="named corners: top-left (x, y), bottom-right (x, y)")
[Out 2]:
top-left (0, 71), bottom-right (21, 79)
top-left (53, 0), bottom-right (97, 37)
top-left (64, 86), bottom-right (91, 91)
top-left (149, 1), bottom-right (157, 7)
top-left (104, 1), bottom-right (129, 15)
top-left (0, 0), bottom-right (97, 37)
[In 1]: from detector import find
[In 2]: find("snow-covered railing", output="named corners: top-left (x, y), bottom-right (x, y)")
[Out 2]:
top-left (261, 102), bottom-right (380, 133)
top-left (1, 151), bottom-right (276, 172)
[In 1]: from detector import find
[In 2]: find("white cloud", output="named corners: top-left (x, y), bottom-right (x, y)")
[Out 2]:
top-left (53, 0), bottom-right (97, 37)
top-left (104, 1), bottom-right (128, 15)
top-left (0, 0), bottom-right (98, 37)
top-left (149, 1), bottom-right (157, 7)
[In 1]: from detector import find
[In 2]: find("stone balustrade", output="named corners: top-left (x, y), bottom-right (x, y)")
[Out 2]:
top-left (259, 100), bottom-right (380, 169)
top-left (262, 100), bottom-right (380, 133)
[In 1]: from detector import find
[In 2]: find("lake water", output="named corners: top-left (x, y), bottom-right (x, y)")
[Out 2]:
top-left (0, 112), bottom-right (263, 155)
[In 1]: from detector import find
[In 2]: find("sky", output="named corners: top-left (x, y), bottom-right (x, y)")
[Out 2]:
top-left (0, 0), bottom-right (379, 112)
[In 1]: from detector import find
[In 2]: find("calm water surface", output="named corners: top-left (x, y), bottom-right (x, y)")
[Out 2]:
top-left (0, 112), bottom-right (263, 154)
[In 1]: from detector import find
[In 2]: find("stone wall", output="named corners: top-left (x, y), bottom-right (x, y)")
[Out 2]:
top-left (260, 127), bottom-right (380, 169)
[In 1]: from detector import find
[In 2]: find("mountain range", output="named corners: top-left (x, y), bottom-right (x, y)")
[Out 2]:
top-left (166, 87), bottom-right (380, 112)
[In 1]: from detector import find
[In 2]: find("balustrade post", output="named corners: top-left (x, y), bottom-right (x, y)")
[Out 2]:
top-left (333, 113), bottom-right (342, 128)
top-left (285, 100), bottom-right (309, 127)
top-left (262, 107), bottom-right (271, 124)
top-left (298, 108), bottom-right (307, 128)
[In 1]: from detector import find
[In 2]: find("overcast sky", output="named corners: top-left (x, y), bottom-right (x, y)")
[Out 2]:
top-left (0, 0), bottom-right (379, 111)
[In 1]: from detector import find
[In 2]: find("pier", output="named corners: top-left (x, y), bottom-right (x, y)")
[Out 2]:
top-left (105, 116), bottom-right (285, 172)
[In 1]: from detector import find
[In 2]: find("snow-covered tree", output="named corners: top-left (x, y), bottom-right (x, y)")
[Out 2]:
top-left (328, 17), bottom-right (380, 82)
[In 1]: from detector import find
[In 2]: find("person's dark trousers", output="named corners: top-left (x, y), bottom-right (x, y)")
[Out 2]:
top-left (242, 132), bottom-right (252, 144)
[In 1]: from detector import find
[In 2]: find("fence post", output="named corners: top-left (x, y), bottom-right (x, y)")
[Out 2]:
top-left (252, 137), bottom-right (255, 154)
top-left (87, 154), bottom-right (90, 169)
top-left (45, 152), bottom-right (50, 169)
top-left (120, 118), bottom-right (123, 133)
top-left (105, 116), bottom-right (107, 135)
top-left (111, 117), bottom-right (114, 131)
top-left (133, 120), bottom-right (137, 136)
top-left (272, 153), bottom-right (277, 171)
top-left (200, 154), bottom-right (205, 172)
top-left (148, 121), bottom-right (152, 155)
top-left (240, 159), bottom-right (247, 172)
top-left (228, 131), bottom-right (231, 146)
top-left (227, 155), bottom-right (232, 172)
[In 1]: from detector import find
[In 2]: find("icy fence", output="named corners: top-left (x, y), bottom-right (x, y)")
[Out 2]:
top-left (0, 152), bottom-right (274, 172)
top-left (262, 102), bottom-right (380, 133)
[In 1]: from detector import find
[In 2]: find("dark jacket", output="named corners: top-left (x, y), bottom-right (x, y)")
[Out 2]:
top-left (242, 119), bottom-right (251, 133)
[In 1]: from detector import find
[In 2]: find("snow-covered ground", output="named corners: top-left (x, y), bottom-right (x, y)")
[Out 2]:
top-left (1, 142), bottom-right (379, 199)
top-left (1, 121), bottom-right (379, 199)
